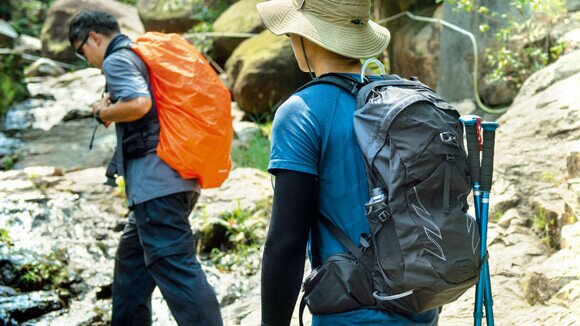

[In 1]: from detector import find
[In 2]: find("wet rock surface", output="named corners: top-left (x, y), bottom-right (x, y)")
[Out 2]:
top-left (0, 163), bottom-right (272, 325)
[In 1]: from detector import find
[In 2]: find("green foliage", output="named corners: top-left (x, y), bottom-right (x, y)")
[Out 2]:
top-left (16, 250), bottom-right (70, 292)
top-left (0, 228), bottom-right (13, 247)
top-left (532, 207), bottom-right (558, 249)
top-left (231, 124), bottom-right (272, 172)
top-left (8, 0), bottom-right (55, 37)
top-left (442, 0), bottom-right (567, 89)
top-left (0, 54), bottom-right (29, 119)
top-left (206, 200), bottom-right (269, 275)
top-left (118, 0), bottom-right (138, 5)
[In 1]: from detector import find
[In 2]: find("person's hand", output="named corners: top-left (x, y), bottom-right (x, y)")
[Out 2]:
top-left (92, 93), bottom-right (112, 128)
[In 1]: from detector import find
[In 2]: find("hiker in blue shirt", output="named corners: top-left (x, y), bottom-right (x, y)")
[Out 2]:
top-left (68, 11), bottom-right (222, 326)
top-left (257, 0), bottom-right (439, 325)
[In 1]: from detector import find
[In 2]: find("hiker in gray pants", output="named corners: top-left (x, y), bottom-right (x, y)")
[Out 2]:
top-left (68, 11), bottom-right (222, 325)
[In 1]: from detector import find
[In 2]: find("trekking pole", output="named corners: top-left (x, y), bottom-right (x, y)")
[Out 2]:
top-left (459, 115), bottom-right (482, 218)
top-left (478, 121), bottom-right (499, 326)
top-left (460, 115), bottom-right (487, 325)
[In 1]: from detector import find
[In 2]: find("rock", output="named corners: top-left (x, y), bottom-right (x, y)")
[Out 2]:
top-left (55, 167), bottom-right (109, 194)
top-left (479, 76), bottom-right (519, 107)
top-left (0, 19), bottom-right (17, 48)
top-left (233, 121), bottom-right (261, 146)
top-left (553, 280), bottom-right (580, 312)
top-left (0, 286), bottom-right (17, 296)
top-left (551, 12), bottom-right (580, 53)
top-left (24, 58), bottom-right (66, 77)
top-left (390, 6), bottom-right (442, 88)
top-left (560, 222), bottom-right (580, 250)
top-left (213, 0), bottom-right (265, 66)
top-left (490, 179), bottom-right (522, 221)
top-left (231, 102), bottom-right (245, 122)
top-left (14, 35), bottom-right (42, 56)
top-left (567, 143), bottom-right (580, 178)
top-left (497, 208), bottom-right (523, 229)
top-left (10, 120), bottom-right (116, 171)
top-left (194, 167), bottom-right (272, 218)
top-left (40, 0), bottom-right (144, 62)
top-left (5, 68), bottom-right (105, 132)
top-left (568, 0), bottom-right (580, 12)
top-left (225, 30), bottom-right (311, 115)
top-left (137, 0), bottom-right (202, 33)
top-left (521, 271), bottom-right (560, 305)
top-left (0, 133), bottom-right (21, 157)
top-left (493, 50), bottom-right (580, 246)
top-left (0, 291), bottom-right (63, 323)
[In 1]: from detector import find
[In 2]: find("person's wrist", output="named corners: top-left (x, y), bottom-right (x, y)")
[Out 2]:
top-left (95, 108), bottom-right (104, 124)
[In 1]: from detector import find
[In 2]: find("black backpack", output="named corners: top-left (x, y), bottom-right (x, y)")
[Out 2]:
top-left (298, 74), bottom-right (483, 322)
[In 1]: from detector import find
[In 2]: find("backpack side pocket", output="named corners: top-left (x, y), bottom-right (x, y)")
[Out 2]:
top-left (303, 253), bottom-right (375, 314)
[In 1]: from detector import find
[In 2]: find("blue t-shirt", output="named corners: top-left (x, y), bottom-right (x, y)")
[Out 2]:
top-left (268, 75), bottom-right (438, 325)
top-left (103, 40), bottom-right (199, 206)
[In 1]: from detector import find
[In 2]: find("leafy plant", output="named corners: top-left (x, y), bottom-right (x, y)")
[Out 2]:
top-left (531, 207), bottom-right (558, 249)
top-left (204, 200), bottom-right (270, 275)
top-left (231, 124), bottom-right (271, 172)
top-left (440, 0), bottom-right (567, 90)
top-left (8, 0), bottom-right (55, 37)
top-left (0, 54), bottom-right (29, 119)
top-left (0, 228), bottom-right (13, 247)
top-left (16, 250), bottom-right (70, 292)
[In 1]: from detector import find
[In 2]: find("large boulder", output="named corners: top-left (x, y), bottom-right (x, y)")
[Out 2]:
top-left (390, 6), bottom-right (442, 88)
top-left (225, 30), bottom-right (311, 115)
top-left (493, 50), bottom-right (580, 247)
top-left (40, 0), bottom-right (144, 63)
top-left (212, 0), bottom-right (265, 66)
top-left (137, 0), bottom-right (202, 33)
top-left (0, 19), bottom-right (17, 48)
top-left (5, 68), bottom-right (106, 131)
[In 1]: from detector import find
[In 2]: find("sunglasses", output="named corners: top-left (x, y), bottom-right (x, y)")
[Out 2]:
top-left (75, 33), bottom-right (90, 60)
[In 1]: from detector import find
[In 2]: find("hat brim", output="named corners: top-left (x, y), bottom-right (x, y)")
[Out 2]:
top-left (257, 0), bottom-right (390, 59)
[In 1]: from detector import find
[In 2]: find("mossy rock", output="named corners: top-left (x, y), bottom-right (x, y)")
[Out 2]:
top-left (225, 30), bottom-right (310, 115)
top-left (137, 0), bottom-right (204, 33)
top-left (213, 0), bottom-right (265, 66)
top-left (40, 0), bottom-right (144, 62)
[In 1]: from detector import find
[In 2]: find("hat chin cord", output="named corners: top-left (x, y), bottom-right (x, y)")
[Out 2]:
top-left (300, 36), bottom-right (315, 80)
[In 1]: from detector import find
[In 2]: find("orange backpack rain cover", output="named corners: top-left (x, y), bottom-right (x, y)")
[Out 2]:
top-left (131, 32), bottom-right (232, 189)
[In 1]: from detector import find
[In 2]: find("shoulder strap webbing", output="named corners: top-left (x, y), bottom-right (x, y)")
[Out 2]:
top-left (318, 214), bottom-right (370, 267)
top-left (295, 73), bottom-right (365, 95)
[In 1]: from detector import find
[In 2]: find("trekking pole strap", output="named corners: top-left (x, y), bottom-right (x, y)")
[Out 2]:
top-left (459, 115), bottom-right (481, 185)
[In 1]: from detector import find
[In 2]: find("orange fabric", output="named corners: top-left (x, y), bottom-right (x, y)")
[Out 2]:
top-left (130, 32), bottom-right (232, 189)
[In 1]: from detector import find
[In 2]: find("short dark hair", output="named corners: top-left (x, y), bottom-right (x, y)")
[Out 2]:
top-left (69, 10), bottom-right (121, 45)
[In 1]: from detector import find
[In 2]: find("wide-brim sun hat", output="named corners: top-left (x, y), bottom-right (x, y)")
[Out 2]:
top-left (256, 0), bottom-right (390, 59)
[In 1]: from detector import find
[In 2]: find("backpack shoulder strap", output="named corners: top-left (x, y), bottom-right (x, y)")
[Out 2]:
top-left (318, 214), bottom-right (369, 266)
top-left (295, 73), bottom-right (365, 96)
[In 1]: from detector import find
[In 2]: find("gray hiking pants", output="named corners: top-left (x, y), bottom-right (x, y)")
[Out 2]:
top-left (112, 191), bottom-right (223, 326)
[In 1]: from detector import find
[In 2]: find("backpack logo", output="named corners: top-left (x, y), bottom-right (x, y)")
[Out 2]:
top-left (412, 188), bottom-right (446, 261)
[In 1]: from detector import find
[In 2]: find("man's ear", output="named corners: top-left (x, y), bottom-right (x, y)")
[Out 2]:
top-left (88, 31), bottom-right (101, 45)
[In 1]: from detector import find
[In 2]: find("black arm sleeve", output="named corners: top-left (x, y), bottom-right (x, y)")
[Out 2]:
top-left (261, 169), bottom-right (318, 326)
